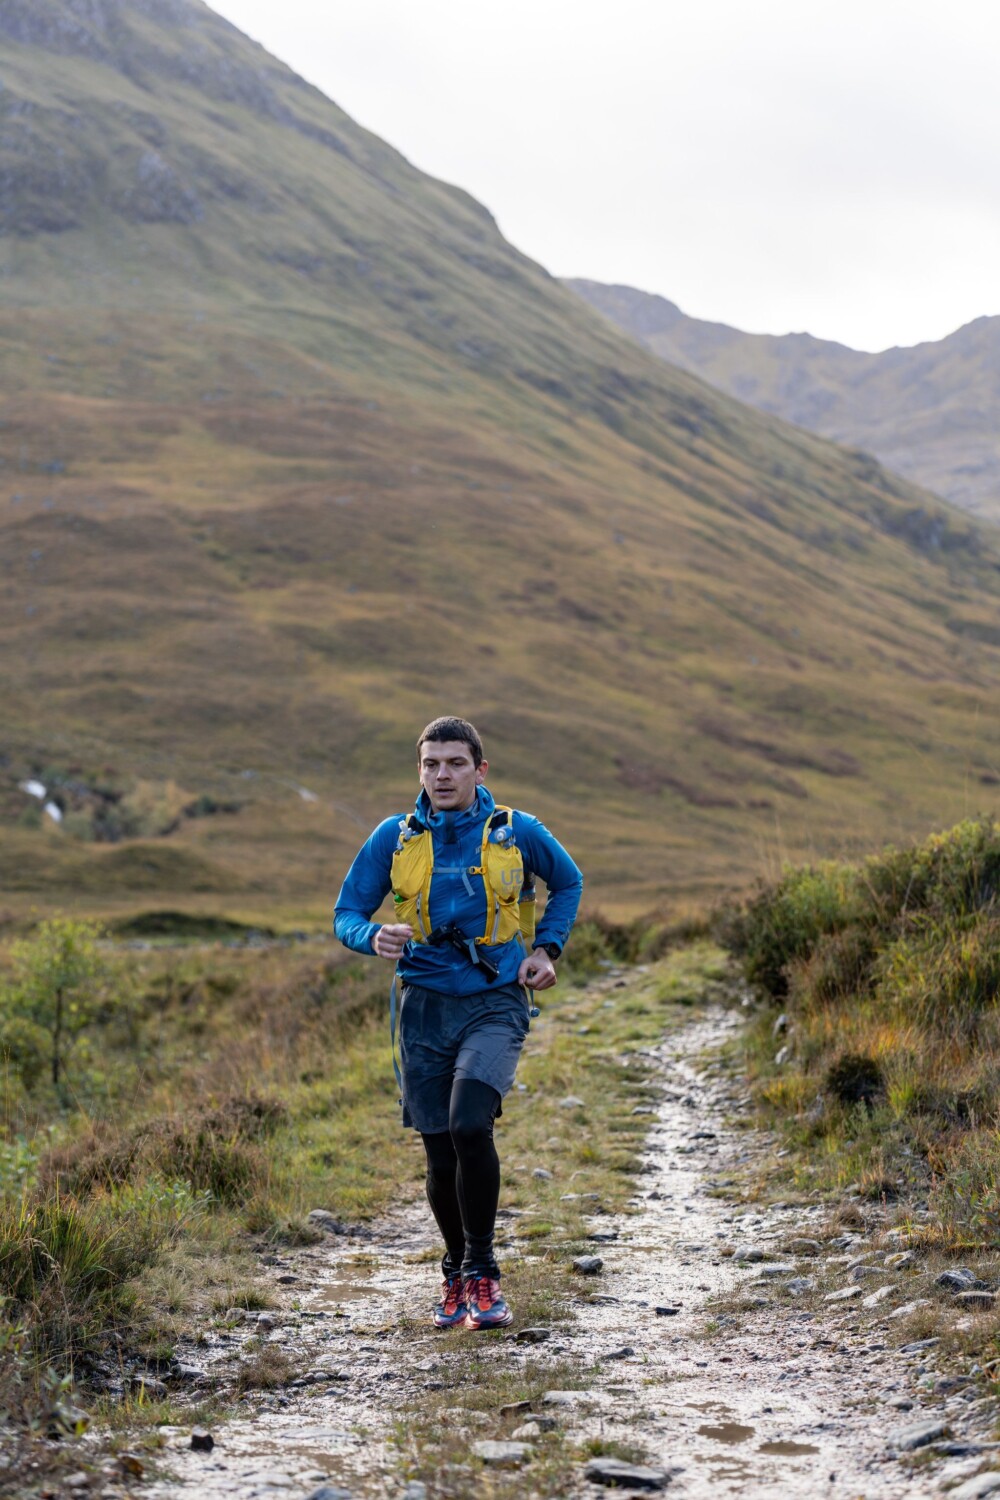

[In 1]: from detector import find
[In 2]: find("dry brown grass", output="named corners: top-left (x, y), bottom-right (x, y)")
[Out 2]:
top-left (233, 1345), bottom-right (296, 1397)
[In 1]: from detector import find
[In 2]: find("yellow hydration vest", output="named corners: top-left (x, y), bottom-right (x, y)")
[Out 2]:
top-left (390, 806), bottom-right (537, 948)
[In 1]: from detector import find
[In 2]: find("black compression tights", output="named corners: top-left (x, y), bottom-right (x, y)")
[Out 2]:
top-left (421, 1077), bottom-right (502, 1279)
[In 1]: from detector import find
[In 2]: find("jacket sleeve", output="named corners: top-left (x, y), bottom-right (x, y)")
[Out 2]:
top-left (333, 817), bottom-right (399, 955)
top-left (514, 812), bottom-right (583, 953)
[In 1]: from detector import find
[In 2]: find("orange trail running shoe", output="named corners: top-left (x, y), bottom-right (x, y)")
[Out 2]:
top-left (463, 1274), bottom-right (513, 1330)
top-left (432, 1273), bottom-right (468, 1329)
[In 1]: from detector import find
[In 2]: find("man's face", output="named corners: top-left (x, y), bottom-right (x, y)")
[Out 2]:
top-left (418, 739), bottom-right (487, 813)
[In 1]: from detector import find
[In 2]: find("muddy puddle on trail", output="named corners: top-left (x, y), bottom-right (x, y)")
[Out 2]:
top-left (311, 1275), bottom-right (383, 1308)
top-left (146, 1010), bottom-right (992, 1500)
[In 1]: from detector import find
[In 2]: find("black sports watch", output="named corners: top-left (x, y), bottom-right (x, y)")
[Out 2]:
top-left (533, 941), bottom-right (561, 961)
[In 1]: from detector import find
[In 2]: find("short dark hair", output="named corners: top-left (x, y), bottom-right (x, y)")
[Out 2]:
top-left (417, 716), bottom-right (484, 767)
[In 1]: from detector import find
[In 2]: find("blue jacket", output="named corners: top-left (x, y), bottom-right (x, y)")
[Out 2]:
top-left (333, 786), bottom-right (583, 996)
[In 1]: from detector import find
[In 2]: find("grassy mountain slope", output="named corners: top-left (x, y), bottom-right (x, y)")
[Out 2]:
top-left (568, 280), bottom-right (1000, 522)
top-left (1, 1), bottom-right (1000, 923)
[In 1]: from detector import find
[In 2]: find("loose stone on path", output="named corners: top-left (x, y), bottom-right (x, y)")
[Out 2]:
top-left (471, 1440), bottom-right (533, 1466)
top-left (956, 1291), bottom-right (997, 1310)
top-left (499, 1400), bottom-right (532, 1417)
top-left (515, 1327), bottom-right (551, 1344)
top-left (936, 1268), bottom-right (983, 1291)
top-left (951, 1474), bottom-right (1000, 1499)
top-left (584, 1457), bottom-right (672, 1490)
top-left (573, 1255), bottom-right (604, 1275)
top-left (888, 1298), bottom-right (931, 1319)
top-left (888, 1418), bottom-right (950, 1452)
top-left (307, 1209), bottom-right (353, 1235)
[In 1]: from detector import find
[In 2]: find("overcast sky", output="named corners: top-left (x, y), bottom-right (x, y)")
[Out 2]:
top-left (212, 0), bottom-right (999, 353)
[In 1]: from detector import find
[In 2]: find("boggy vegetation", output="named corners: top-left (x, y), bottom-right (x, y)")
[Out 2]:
top-left (0, 912), bottom-right (673, 1489)
top-left (723, 815), bottom-right (1000, 1237)
top-left (0, 925), bottom-right (395, 1488)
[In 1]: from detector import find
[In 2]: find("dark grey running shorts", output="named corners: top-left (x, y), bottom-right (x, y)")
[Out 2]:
top-left (397, 980), bottom-right (531, 1134)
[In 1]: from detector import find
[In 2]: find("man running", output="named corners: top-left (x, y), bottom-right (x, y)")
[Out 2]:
top-left (334, 715), bottom-right (583, 1330)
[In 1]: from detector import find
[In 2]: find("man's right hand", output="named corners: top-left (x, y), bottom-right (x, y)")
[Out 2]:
top-left (373, 923), bottom-right (413, 961)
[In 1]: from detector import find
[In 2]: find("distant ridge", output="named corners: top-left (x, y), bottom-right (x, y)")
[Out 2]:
top-left (567, 280), bottom-right (1000, 522)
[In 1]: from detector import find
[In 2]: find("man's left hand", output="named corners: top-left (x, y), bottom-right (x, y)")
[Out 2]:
top-left (519, 948), bottom-right (557, 990)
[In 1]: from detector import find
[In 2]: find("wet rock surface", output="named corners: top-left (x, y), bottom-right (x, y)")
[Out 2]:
top-left (572, 1255), bottom-right (604, 1275)
top-left (145, 1010), bottom-right (998, 1499)
top-left (584, 1456), bottom-right (673, 1488)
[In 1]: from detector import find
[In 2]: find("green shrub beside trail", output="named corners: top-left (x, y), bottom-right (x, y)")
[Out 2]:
top-left (0, 918), bottom-right (127, 1098)
top-left (722, 815), bottom-right (1000, 1233)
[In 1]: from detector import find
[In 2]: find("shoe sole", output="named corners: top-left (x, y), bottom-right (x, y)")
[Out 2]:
top-left (433, 1312), bottom-right (468, 1328)
top-left (464, 1310), bottom-right (514, 1330)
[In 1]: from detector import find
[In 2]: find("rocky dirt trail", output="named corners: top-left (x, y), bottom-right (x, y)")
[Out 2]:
top-left (145, 1006), bottom-right (1000, 1500)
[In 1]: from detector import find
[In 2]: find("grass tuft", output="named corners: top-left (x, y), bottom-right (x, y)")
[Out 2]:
top-left (0, 1193), bottom-right (161, 1360)
top-left (233, 1346), bottom-right (296, 1396)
